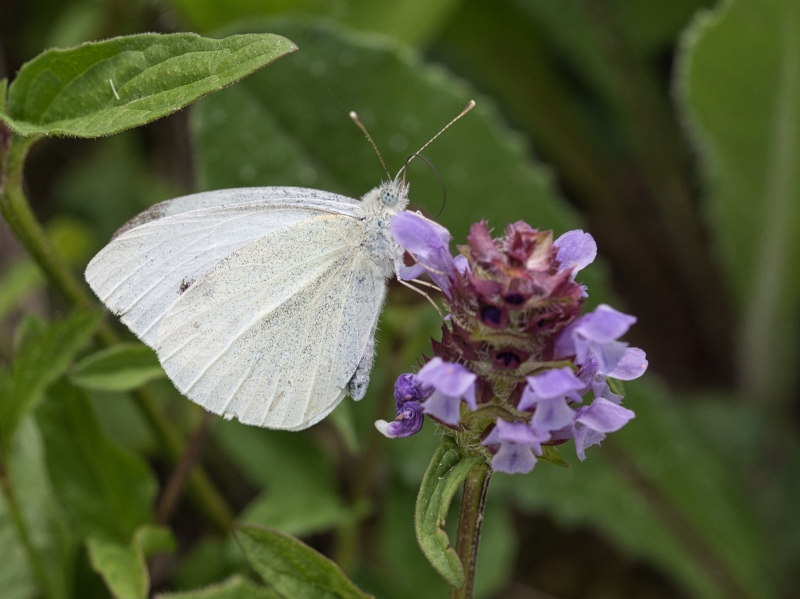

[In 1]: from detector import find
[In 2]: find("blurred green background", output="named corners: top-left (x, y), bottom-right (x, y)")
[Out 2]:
top-left (1, 1), bottom-right (799, 598)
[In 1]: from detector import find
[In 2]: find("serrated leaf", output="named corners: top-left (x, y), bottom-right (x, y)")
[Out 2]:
top-left (87, 524), bottom-right (176, 599)
top-left (235, 525), bottom-right (373, 599)
top-left (414, 437), bottom-right (483, 588)
top-left (0, 32), bottom-right (296, 137)
top-left (156, 575), bottom-right (281, 599)
top-left (36, 381), bottom-right (157, 543)
top-left (193, 20), bottom-right (577, 245)
top-left (677, 0), bottom-right (800, 405)
top-left (0, 310), bottom-right (103, 450)
top-left (70, 342), bottom-right (164, 391)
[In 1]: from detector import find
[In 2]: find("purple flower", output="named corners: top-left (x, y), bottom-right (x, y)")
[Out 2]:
top-left (391, 211), bottom-right (456, 295)
top-left (482, 419), bottom-right (551, 474)
top-left (393, 373), bottom-right (433, 408)
top-left (572, 398), bottom-right (635, 460)
top-left (519, 367), bottom-right (584, 431)
top-left (416, 357), bottom-right (477, 425)
top-left (554, 304), bottom-right (642, 374)
top-left (553, 230), bottom-right (597, 276)
top-left (375, 400), bottom-right (425, 438)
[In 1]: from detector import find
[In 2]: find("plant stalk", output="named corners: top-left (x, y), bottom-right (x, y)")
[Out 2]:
top-left (450, 461), bottom-right (491, 599)
top-left (0, 130), bottom-right (233, 532)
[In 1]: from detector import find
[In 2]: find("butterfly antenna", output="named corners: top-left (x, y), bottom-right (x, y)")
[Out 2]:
top-left (350, 111), bottom-right (392, 180)
top-left (396, 100), bottom-right (476, 178)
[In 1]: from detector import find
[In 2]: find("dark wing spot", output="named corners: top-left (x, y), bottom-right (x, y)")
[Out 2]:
top-left (179, 278), bottom-right (195, 294)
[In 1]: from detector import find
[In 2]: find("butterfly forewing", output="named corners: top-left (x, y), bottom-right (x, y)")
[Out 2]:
top-left (155, 213), bottom-right (387, 430)
top-left (85, 188), bottom-right (359, 347)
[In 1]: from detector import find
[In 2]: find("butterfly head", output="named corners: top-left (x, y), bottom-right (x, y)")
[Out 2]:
top-left (379, 180), bottom-right (409, 210)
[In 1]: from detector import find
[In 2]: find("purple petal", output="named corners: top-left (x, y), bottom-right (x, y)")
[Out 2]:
top-left (493, 419), bottom-right (539, 445)
top-left (573, 425), bottom-right (606, 461)
top-left (554, 230), bottom-right (597, 274)
top-left (394, 373), bottom-right (433, 409)
top-left (607, 347), bottom-right (648, 380)
top-left (575, 398), bottom-right (635, 433)
top-left (417, 358), bottom-right (477, 398)
top-left (391, 212), bottom-right (455, 293)
top-left (422, 390), bottom-right (463, 425)
top-left (453, 254), bottom-right (471, 275)
top-left (576, 305), bottom-right (636, 344)
top-left (527, 367), bottom-right (584, 400)
top-left (375, 396), bottom-right (426, 438)
top-left (491, 443), bottom-right (537, 474)
top-left (531, 396), bottom-right (576, 431)
top-left (553, 318), bottom-right (582, 359)
top-left (396, 262), bottom-right (427, 282)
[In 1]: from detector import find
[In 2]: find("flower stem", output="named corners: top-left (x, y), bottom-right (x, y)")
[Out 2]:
top-left (0, 130), bottom-right (233, 532)
top-left (450, 460), bottom-right (491, 599)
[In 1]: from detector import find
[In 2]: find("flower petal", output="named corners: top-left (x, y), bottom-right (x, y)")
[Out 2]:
top-left (394, 373), bottom-right (433, 409)
top-left (575, 398), bottom-right (635, 432)
top-left (527, 367), bottom-right (584, 400)
top-left (573, 425), bottom-right (606, 461)
top-left (554, 230), bottom-right (597, 274)
top-left (416, 358), bottom-right (477, 398)
top-left (491, 443), bottom-right (537, 474)
top-left (607, 347), bottom-right (648, 380)
top-left (422, 390), bottom-right (462, 425)
top-left (531, 396), bottom-right (576, 431)
top-left (576, 305), bottom-right (636, 344)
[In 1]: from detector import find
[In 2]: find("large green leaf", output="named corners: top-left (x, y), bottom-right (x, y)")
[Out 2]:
top-left (677, 0), bottom-right (800, 405)
top-left (36, 381), bottom-right (157, 544)
top-left (70, 342), bottom-right (165, 392)
top-left (193, 20), bottom-right (577, 245)
top-left (0, 33), bottom-right (296, 137)
top-left (157, 575), bottom-right (281, 599)
top-left (235, 525), bottom-right (373, 599)
top-left (170, 0), bottom-right (462, 47)
top-left (0, 310), bottom-right (103, 450)
top-left (87, 525), bottom-right (176, 599)
top-left (414, 437), bottom-right (483, 588)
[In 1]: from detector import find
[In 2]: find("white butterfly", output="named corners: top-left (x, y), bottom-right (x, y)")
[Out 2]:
top-left (85, 183), bottom-right (409, 430)
top-left (85, 103), bottom-right (474, 431)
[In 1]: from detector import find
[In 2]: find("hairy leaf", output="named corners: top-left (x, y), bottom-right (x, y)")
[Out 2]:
top-left (235, 525), bottom-right (373, 599)
top-left (70, 342), bottom-right (165, 391)
top-left (0, 33), bottom-right (296, 137)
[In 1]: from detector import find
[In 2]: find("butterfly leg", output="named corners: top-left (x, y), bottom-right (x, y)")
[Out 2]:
top-left (348, 333), bottom-right (375, 401)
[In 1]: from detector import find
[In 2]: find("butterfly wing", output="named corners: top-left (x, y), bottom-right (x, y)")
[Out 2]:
top-left (85, 188), bottom-right (359, 347)
top-left (155, 212), bottom-right (387, 430)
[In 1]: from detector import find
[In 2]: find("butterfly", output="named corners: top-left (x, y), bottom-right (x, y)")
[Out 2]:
top-left (85, 103), bottom-right (474, 431)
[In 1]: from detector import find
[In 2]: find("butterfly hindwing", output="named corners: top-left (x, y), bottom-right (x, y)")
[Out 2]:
top-left (155, 213), bottom-right (387, 430)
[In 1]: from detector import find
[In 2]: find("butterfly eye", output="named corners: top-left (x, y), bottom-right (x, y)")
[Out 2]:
top-left (381, 188), bottom-right (398, 206)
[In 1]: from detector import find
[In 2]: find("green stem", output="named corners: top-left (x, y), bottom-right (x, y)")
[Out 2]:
top-left (0, 462), bottom-right (54, 599)
top-left (0, 130), bottom-right (233, 532)
top-left (450, 461), bottom-right (491, 599)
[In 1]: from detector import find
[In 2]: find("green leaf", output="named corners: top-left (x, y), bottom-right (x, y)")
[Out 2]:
top-left (157, 575), bottom-right (281, 599)
top-left (193, 20), bottom-right (577, 245)
top-left (70, 342), bottom-right (165, 391)
top-left (36, 381), bottom-right (157, 543)
top-left (235, 525), bottom-right (373, 599)
top-left (87, 525), bottom-right (176, 599)
top-left (171, 0), bottom-right (462, 47)
top-left (677, 0), bottom-right (800, 405)
top-left (414, 437), bottom-right (483, 588)
top-left (0, 32), bottom-right (297, 137)
top-left (0, 417), bottom-right (77, 599)
top-left (216, 422), bottom-right (349, 537)
top-left (537, 445), bottom-right (569, 468)
top-left (0, 310), bottom-right (103, 449)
